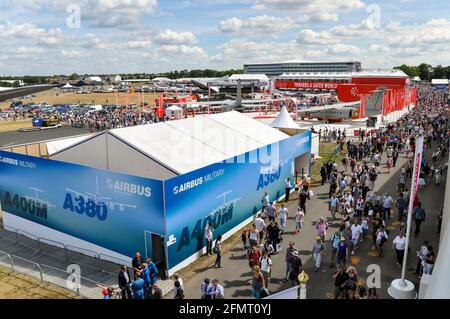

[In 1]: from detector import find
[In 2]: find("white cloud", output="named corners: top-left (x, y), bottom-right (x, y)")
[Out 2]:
top-left (158, 45), bottom-right (207, 56)
top-left (155, 29), bottom-right (198, 45)
top-left (326, 43), bottom-right (361, 55)
top-left (61, 50), bottom-right (83, 58)
top-left (7, 0), bottom-right (159, 28)
top-left (296, 29), bottom-right (339, 45)
top-left (219, 15), bottom-right (296, 35)
top-left (253, 0), bottom-right (366, 22)
top-left (15, 46), bottom-right (44, 56)
top-left (124, 40), bottom-right (152, 49)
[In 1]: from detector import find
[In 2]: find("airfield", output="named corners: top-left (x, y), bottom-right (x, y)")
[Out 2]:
top-left (0, 89), bottom-right (160, 110)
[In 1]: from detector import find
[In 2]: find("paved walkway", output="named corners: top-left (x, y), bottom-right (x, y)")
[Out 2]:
top-left (179, 141), bottom-right (446, 299)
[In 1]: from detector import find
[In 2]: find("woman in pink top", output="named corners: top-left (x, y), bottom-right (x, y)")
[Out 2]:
top-left (316, 217), bottom-right (329, 242)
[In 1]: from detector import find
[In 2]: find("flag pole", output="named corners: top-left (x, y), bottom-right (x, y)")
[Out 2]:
top-left (388, 136), bottom-right (423, 299)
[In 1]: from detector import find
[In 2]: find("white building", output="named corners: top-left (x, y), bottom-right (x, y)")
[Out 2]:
top-left (244, 60), bottom-right (362, 77)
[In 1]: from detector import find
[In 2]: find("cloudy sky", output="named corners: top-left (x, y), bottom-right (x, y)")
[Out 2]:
top-left (0, 0), bottom-right (449, 75)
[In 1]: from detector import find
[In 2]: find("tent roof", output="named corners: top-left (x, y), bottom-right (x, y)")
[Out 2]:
top-left (166, 105), bottom-right (182, 111)
top-left (62, 83), bottom-right (75, 88)
top-left (271, 106), bottom-right (301, 130)
top-left (108, 111), bottom-right (289, 174)
top-left (47, 134), bottom-right (92, 155)
top-left (51, 111), bottom-right (289, 175)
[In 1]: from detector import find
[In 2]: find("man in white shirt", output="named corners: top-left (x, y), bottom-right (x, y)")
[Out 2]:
top-left (278, 204), bottom-right (289, 233)
top-left (204, 223), bottom-right (214, 256)
top-left (208, 279), bottom-right (224, 299)
top-left (285, 178), bottom-right (293, 202)
top-left (329, 194), bottom-right (339, 220)
top-left (392, 233), bottom-right (406, 267)
top-left (259, 251), bottom-right (272, 288)
top-left (350, 220), bottom-right (363, 255)
top-left (382, 193), bottom-right (394, 220)
top-left (254, 213), bottom-right (266, 245)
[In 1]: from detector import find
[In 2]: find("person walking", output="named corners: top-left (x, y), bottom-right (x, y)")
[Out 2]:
top-left (414, 203), bottom-right (426, 237)
top-left (283, 241), bottom-right (297, 283)
top-left (336, 237), bottom-right (349, 266)
top-left (330, 230), bottom-right (342, 268)
top-left (350, 219), bottom-right (363, 255)
top-left (423, 245), bottom-right (435, 275)
top-left (320, 165), bottom-right (327, 186)
top-left (213, 235), bottom-right (222, 268)
top-left (396, 193), bottom-right (407, 222)
top-left (375, 226), bottom-right (389, 257)
top-left (249, 224), bottom-right (259, 247)
top-left (392, 232), bottom-right (406, 267)
top-left (312, 236), bottom-right (326, 272)
top-left (205, 223), bottom-right (214, 256)
top-left (278, 204), bottom-right (288, 233)
top-left (288, 251), bottom-right (302, 286)
top-left (333, 265), bottom-right (348, 299)
top-left (259, 251), bottom-right (273, 289)
top-left (248, 246), bottom-right (262, 268)
top-left (382, 193), bottom-right (394, 220)
top-left (295, 207), bottom-right (305, 235)
top-left (298, 189), bottom-right (310, 214)
top-left (315, 217), bottom-right (329, 242)
top-left (251, 266), bottom-right (266, 299)
top-left (329, 194), bottom-right (339, 220)
top-left (174, 280), bottom-right (185, 299)
top-left (254, 214), bottom-right (266, 245)
top-left (344, 266), bottom-right (358, 299)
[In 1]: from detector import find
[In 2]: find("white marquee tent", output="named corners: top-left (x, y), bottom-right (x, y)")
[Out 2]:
top-left (271, 106), bottom-right (301, 130)
top-left (49, 111), bottom-right (300, 180)
top-left (270, 106), bottom-right (319, 160)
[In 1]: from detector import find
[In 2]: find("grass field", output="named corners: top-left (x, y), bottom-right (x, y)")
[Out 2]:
top-left (0, 266), bottom-right (79, 299)
top-left (0, 89), bottom-right (160, 110)
top-left (310, 142), bottom-right (344, 184)
top-left (0, 119), bottom-right (32, 132)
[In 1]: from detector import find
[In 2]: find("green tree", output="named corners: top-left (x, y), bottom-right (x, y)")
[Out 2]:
top-left (418, 63), bottom-right (432, 81)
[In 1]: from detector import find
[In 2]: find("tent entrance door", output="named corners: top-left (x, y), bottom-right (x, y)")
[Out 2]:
top-left (144, 230), bottom-right (167, 279)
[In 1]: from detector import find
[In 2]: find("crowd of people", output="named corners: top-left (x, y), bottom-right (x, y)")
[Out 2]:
top-left (64, 108), bottom-right (158, 132)
top-left (100, 84), bottom-right (447, 300)
top-left (193, 84), bottom-right (447, 300)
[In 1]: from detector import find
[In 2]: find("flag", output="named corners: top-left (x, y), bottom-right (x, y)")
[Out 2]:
top-left (158, 94), bottom-right (164, 118)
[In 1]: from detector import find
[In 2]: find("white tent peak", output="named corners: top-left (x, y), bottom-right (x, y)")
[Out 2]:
top-left (271, 106), bottom-right (300, 130)
top-left (166, 105), bottom-right (182, 111)
top-left (62, 83), bottom-right (75, 89)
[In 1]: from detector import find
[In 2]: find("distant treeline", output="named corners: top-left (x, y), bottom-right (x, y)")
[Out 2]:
top-left (1, 69), bottom-right (244, 85)
top-left (119, 69), bottom-right (244, 80)
top-left (394, 64), bottom-right (450, 81)
top-left (0, 76), bottom-right (48, 85)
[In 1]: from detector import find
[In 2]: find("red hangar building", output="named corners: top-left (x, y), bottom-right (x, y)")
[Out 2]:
top-left (274, 69), bottom-right (410, 102)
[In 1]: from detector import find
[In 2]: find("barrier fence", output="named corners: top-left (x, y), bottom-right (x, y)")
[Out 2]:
top-left (0, 224), bottom-right (132, 299)
top-left (0, 133), bottom-right (90, 157)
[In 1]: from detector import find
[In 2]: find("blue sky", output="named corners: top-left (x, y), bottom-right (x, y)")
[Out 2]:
top-left (0, 0), bottom-right (449, 75)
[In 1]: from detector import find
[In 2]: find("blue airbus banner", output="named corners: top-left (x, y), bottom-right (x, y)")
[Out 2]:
top-left (164, 131), bottom-right (312, 269)
top-left (0, 151), bottom-right (164, 258)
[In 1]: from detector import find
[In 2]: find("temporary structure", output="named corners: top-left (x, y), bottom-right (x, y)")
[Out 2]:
top-left (49, 111), bottom-right (292, 180)
top-left (271, 106), bottom-right (301, 135)
top-left (165, 105), bottom-right (183, 119)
